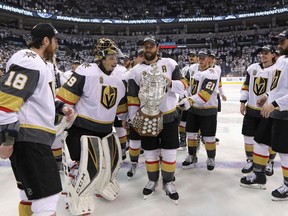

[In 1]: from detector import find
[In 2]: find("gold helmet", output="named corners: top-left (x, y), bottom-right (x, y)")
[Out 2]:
top-left (95, 38), bottom-right (118, 60)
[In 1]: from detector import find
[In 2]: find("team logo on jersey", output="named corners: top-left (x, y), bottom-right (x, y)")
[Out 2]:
top-left (101, 85), bottom-right (117, 109)
top-left (190, 79), bottom-right (199, 95)
top-left (253, 77), bottom-right (267, 96)
top-left (270, 69), bottom-right (281, 91)
top-left (23, 51), bottom-right (37, 58)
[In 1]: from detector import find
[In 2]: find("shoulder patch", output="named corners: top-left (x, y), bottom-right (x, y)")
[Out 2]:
top-left (23, 51), bottom-right (37, 59)
top-left (82, 62), bottom-right (91, 68)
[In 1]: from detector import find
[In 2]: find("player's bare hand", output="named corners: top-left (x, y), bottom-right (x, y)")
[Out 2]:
top-left (257, 95), bottom-right (268, 107)
top-left (62, 106), bottom-right (75, 123)
top-left (261, 103), bottom-right (275, 118)
top-left (240, 103), bottom-right (246, 116)
top-left (166, 77), bottom-right (172, 88)
top-left (221, 95), bottom-right (227, 101)
top-left (122, 120), bottom-right (129, 129)
top-left (0, 145), bottom-right (13, 159)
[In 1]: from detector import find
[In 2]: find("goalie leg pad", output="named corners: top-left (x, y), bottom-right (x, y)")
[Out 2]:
top-left (95, 132), bottom-right (122, 200)
top-left (63, 135), bottom-right (104, 215)
top-left (65, 183), bottom-right (95, 216)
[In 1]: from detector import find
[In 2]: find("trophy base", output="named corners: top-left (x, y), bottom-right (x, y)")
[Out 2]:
top-left (132, 109), bottom-right (163, 137)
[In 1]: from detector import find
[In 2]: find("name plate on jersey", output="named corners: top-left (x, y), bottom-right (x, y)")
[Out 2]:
top-left (132, 109), bottom-right (163, 137)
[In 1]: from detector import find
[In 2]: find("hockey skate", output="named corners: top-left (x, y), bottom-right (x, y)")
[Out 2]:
top-left (240, 173), bottom-right (266, 189)
top-left (163, 181), bottom-right (179, 205)
top-left (271, 184), bottom-right (288, 201)
top-left (127, 162), bottom-right (138, 179)
top-left (241, 159), bottom-right (253, 174)
top-left (178, 133), bottom-right (187, 151)
top-left (143, 181), bottom-right (158, 200)
top-left (206, 158), bottom-right (215, 171)
top-left (265, 161), bottom-right (274, 176)
top-left (182, 155), bottom-right (198, 169)
top-left (122, 148), bottom-right (127, 161)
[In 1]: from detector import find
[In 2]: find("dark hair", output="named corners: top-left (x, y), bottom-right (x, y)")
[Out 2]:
top-left (28, 37), bottom-right (52, 49)
top-left (28, 23), bottom-right (58, 49)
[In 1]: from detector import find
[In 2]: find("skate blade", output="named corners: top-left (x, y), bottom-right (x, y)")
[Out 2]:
top-left (143, 191), bottom-right (155, 200)
top-left (182, 164), bottom-right (196, 170)
top-left (207, 168), bottom-right (215, 173)
top-left (271, 197), bottom-right (288, 201)
top-left (164, 193), bottom-right (179, 205)
top-left (177, 147), bottom-right (187, 151)
top-left (240, 183), bottom-right (266, 190)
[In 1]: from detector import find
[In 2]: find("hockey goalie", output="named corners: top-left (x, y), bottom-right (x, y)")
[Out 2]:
top-left (62, 132), bottom-right (122, 215)
top-left (55, 37), bottom-right (127, 215)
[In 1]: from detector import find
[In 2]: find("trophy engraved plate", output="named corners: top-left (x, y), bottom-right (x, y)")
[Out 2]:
top-left (132, 64), bottom-right (167, 136)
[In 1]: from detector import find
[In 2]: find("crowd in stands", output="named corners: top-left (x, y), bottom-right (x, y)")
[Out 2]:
top-left (0, 25), bottom-right (282, 77)
top-left (2, 0), bottom-right (288, 19)
top-left (1, 1), bottom-right (287, 76)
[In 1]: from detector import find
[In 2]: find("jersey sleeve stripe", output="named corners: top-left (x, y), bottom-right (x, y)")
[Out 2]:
top-left (127, 96), bottom-right (140, 106)
top-left (0, 106), bottom-right (13, 112)
top-left (56, 87), bottom-right (80, 105)
top-left (198, 90), bottom-right (210, 102)
top-left (0, 92), bottom-right (24, 112)
top-left (180, 78), bottom-right (188, 89)
top-left (117, 103), bottom-right (128, 114)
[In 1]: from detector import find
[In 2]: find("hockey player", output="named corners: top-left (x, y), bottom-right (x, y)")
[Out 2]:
top-left (0, 23), bottom-right (74, 216)
top-left (239, 45), bottom-right (277, 176)
top-left (126, 35), bottom-right (187, 204)
top-left (178, 51), bottom-right (199, 150)
top-left (47, 55), bottom-right (66, 171)
top-left (180, 49), bottom-right (219, 171)
top-left (241, 30), bottom-right (288, 201)
top-left (123, 48), bottom-right (145, 178)
top-left (112, 60), bottom-right (130, 160)
top-left (60, 60), bottom-right (81, 85)
top-left (56, 38), bottom-right (127, 214)
top-left (208, 52), bottom-right (227, 145)
top-left (208, 52), bottom-right (227, 110)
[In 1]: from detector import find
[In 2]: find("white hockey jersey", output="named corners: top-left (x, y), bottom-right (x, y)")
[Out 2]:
top-left (112, 64), bottom-right (130, 81)
top-left (127, 57), bottom-right (187, 123)
top-left (0, 49), bottom-right (57, 145)
top-left (185, 64), bottom-right (219, 115)
top-left (60, 70), bottom-right (73, 86)
top-left (56, 63), bottom-right (127, 133)
top-left (240, 63), bottom-right (273, 117)
top-left (213, 64), bottom-right (225, 96)
top-left (181, 64), bottom-right (190, 77)
top-left (266, 56), bottom-right (288, 119)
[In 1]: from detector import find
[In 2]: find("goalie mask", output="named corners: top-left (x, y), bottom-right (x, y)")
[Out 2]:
top-left (95, 38), bottom-right (123, 60)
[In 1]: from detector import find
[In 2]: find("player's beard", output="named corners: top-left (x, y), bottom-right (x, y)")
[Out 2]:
top-left (44, 44), bottom-right (55, 61)
top-left (279, 47), bottom-right (288, 56)
top-left (144, 51), bottom-right (157, 61)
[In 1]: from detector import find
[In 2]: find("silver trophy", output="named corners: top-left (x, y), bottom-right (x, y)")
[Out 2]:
top-left (132, 64), bottom-right (167, 136)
